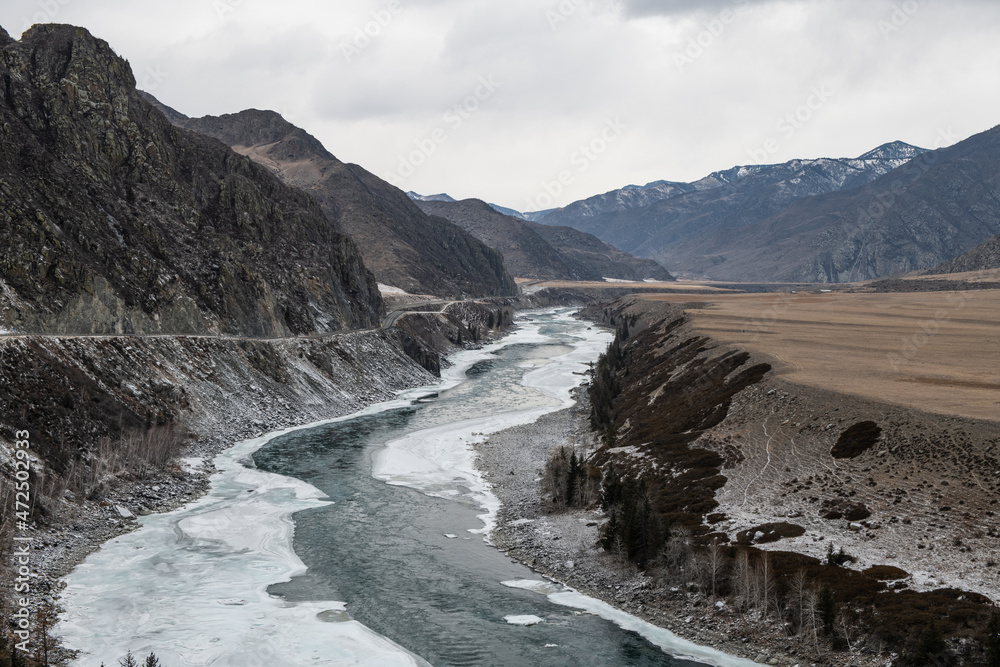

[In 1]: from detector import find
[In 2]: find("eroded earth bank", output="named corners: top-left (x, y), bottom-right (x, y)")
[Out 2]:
top-left (479, 296), bottom-right (1000, 667)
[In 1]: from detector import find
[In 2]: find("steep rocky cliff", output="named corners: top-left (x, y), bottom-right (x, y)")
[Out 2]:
top-left (164, 107), bottom-right (517, 298)
top-left (0, 25), bottom-right (381, 336)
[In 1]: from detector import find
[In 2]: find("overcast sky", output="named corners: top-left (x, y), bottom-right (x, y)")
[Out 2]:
top-left (3, 0), bottom-right (999, 211)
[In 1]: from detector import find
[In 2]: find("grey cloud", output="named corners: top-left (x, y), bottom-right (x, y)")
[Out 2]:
top-left (620, 0), bottom-right (761, 17)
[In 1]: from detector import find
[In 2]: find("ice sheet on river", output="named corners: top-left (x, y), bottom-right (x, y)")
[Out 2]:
top-left (502, 580), bottom-right (764, 667)
top-left (57, 409), bottom-right (434, 666)
top-left (372, 310), bottom-right (613, 535)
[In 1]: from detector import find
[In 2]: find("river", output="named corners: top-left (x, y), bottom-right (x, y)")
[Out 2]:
top-left (56, 309), bottom-right (759, 667)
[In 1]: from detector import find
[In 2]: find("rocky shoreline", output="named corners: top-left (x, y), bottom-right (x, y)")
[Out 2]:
top-left (24, 330), bottom-right (438, 665)
top-left (475, 388), bottom-right (881, 667)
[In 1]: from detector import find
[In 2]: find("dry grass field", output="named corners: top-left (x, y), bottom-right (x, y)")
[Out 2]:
top-left (637, 290), bottom-right (1000, 423)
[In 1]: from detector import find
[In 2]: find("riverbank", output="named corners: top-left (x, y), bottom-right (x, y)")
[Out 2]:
top-left (474, 293), bottom-right (1000, 667)
top-left (47, 307), bottom-right (630, 666)
top-left (475, 392), bottom-right (817, 667)
top-left (476, 391), bottom-right (883, 666)
top-left (17, 329), bottom-right (437, 665)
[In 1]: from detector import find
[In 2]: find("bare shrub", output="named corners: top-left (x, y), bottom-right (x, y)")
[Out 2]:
top-left (66, 422), bottom-right (187, 501)
top-left (542, 446), bottom-right (570, 505)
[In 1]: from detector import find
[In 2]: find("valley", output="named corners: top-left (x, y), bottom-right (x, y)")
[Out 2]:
top-left (1, 12), bottom-right (999, 667)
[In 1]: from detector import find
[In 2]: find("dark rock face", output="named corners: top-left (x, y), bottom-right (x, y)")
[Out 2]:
top-left (416, 198), bottom-right (673, 281)
top-left (415, 198), bottom-right (572, 279)
top-left (0, 25), bottom-right (382, 335)
top-left (171, 109), bottom-right (517, 299)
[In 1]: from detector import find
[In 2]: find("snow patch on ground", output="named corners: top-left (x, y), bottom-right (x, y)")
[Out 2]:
top-left (179, 457), bottom-right (204, 473)
top-left (377, 283), bottom-right (410, 295)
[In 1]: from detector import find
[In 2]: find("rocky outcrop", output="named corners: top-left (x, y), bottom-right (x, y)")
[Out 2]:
top-left (577, 295), bottom-right (1000, 664)
top-left (0, 25), bottom-right (381, 336)
top-left (0, 329), bottom-right (432, 483)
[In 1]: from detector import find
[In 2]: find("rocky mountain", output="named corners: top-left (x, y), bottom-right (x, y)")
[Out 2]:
top-left (407, 194), bottom-right (557, 223)
top-left (537, 142), bottom-right (929, 274)
top-left (0, 24), bottom-right (380, 336)
top-left (406, 191), bottom-right (455, 203)
top-left (537, 179), bottom-right (700, 227)
top-left (166, 110), bottom-right (515, 298)
top-left (525, 220), bottom-right (673, 282)
top-left (930, 232), bottom-right (1000, 274)
top-left (414, 198), bottom-right (673, 281)
top-left (669, 127), bottom-right (1000, 282)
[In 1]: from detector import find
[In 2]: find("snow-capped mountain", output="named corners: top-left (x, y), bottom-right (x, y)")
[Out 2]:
top-left (406, 191), bottom-right (457, 203)
top-left (534, 141), bottom-right (933, 276)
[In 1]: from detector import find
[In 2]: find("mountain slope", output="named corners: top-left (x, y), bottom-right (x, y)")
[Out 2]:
top-left (539, 143), bottom-right (928, 271)
top-left (415, 199), bottom-right (673, 281)
top-left (930, 232), bottom-right (1000, 273)
top-left (669, 127), bottom-right (1000, 282)
top-left (0, 24), bottom-right (380, 335)
top-left (168, 110), bottom-right (516, 298)
top-left (523, 220), bottom-right (674, 281)
top-left (413, 199), bottom-right (571, 279)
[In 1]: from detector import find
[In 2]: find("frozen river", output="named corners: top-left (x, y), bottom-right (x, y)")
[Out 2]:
top-left (57, 309), bottom-right (759, 667)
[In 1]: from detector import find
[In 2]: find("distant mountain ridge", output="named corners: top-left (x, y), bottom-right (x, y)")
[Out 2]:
top-left (536, 142), bottom-right (930, 270)
top-left (414, 199), bottom-right (673, 282)
top-left (406, 191), bottom-right (455, 203)
top-left (665, 129), bottom-right (1000, 282)
top-left (159, 111), bottom-right (517, 298)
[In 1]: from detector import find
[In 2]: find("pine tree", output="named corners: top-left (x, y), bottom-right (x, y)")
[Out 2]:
top-left (145, 653), bottom-right (161, 667)
top-left (119, 650), bottom-right (139, 667)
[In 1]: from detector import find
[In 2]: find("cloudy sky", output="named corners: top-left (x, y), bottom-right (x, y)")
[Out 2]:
top-left (2, 0), bottom-right (999, 211)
